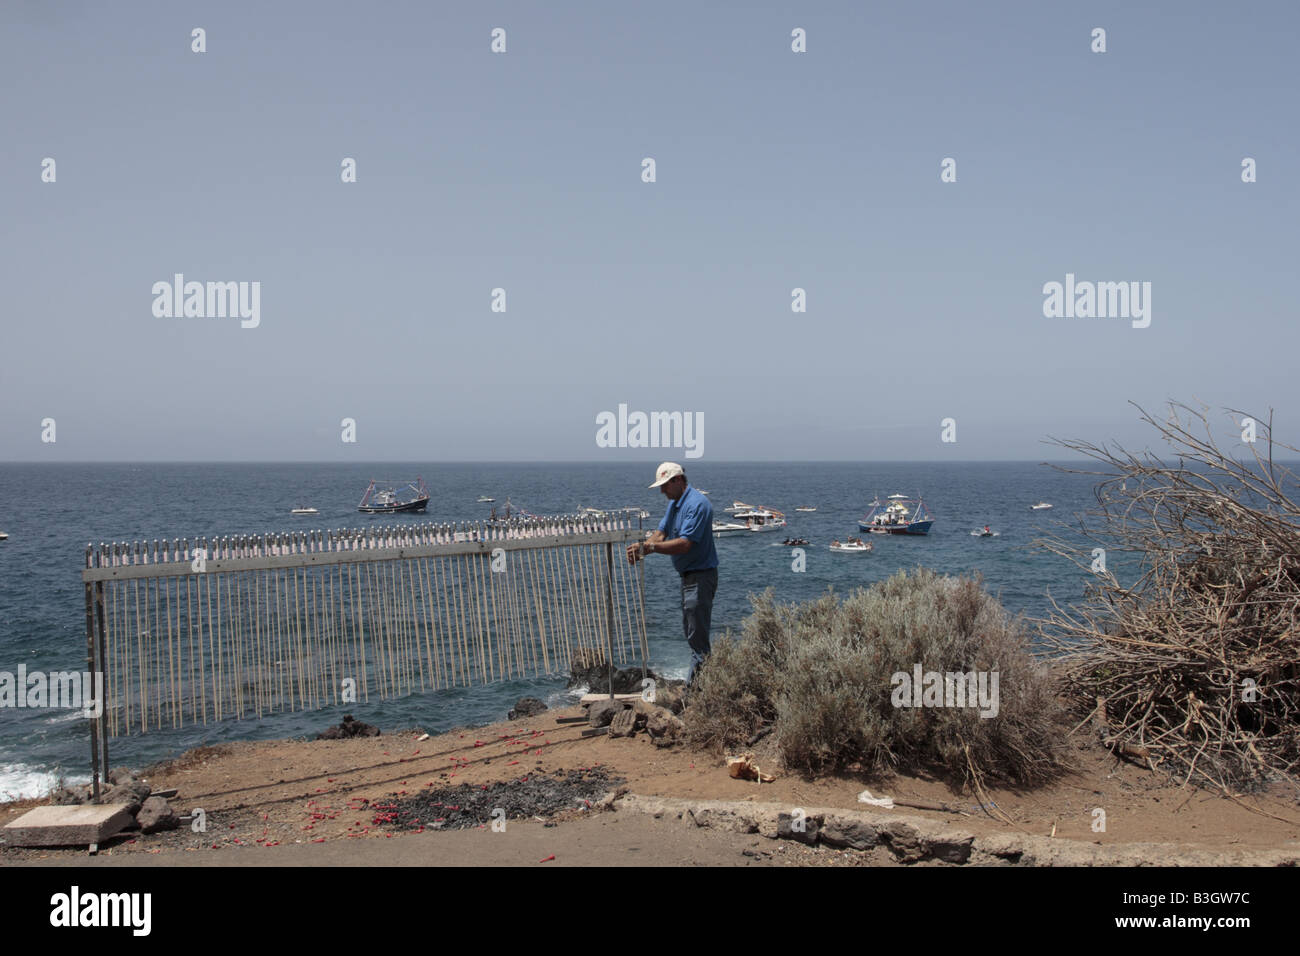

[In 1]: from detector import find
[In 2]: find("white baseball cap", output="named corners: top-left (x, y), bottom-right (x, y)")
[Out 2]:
top-left (649, 462), bottom-right (685, 488)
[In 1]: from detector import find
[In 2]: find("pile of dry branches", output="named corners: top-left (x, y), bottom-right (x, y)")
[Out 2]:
top-left (1038, 402), bottom-right (1300, 793)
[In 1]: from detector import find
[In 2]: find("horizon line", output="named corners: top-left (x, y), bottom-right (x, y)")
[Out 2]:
top-left (0, 457), bottom-right (1118, 466)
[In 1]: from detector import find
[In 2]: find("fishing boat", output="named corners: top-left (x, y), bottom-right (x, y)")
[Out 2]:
top-left (358, 477), bottom-right (430, 514)
top-left (1030, 502), bottom-right (1053, 510)
top-left (487, 498), bottom-right (541, 525)
top-left (794, 506), bottom-right (817, 512)
top-left (829, 538), bottom-right (872, 553)
top-left (734, 507), bottom-right (787, 533)
top-left (859, 494), bottom-right (934, 535)
top-left (291, 505), bottom-right (319, 516)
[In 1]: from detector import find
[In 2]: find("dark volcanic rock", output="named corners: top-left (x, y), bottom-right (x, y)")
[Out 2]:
top-left (137, 796), bottom-right (180, 834)
top-left (820, 818), bottom-right (880, 851)
top-left (609, 709), bottom-right (637, 738)
top-left (644, 708), bottom-right (684, 740)
top-left (651, 682), bottom-right (686, 714)
top-left (104, 780), bottom-right (152, 815)
top-left (317, 713), bottom-right (381, 740)
top-left (568, 663), bottom-right (659, 695)
top-left (508, 696), bottom-right (549, 720)
top-left (49, 783), bottom-right (93, 806)
top-left (108, 767), bottom-right (137, 786)
top-left (375, 768), bottom-right (624, 832)
top-left (587, 699), bottom-right (623, 728)
top-left (777, 811), bottom-right (823, 845)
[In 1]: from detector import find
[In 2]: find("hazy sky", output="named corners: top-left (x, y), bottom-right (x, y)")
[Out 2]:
top-left (2, 0), bottom-right (1296, 461)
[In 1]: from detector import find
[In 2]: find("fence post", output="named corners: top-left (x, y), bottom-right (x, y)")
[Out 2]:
top-left (84, 545), bottom-right (100, 802)
top-left (605, 542), bottom-right (616, 700)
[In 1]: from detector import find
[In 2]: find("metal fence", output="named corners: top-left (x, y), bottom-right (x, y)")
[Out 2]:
top-left (80, 511), bottom-right (648, 793)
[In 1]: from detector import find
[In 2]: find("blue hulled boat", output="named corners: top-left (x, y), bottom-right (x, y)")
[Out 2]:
top-left (358, 477), bottom-right (430, 514)
top-left (859, 494), bottom-right (935, 535)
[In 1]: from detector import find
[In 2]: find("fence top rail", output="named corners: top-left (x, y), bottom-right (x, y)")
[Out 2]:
top-left (82, 510), bottom-right (649, 582)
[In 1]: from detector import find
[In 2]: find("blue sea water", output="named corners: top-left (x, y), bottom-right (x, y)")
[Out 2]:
top-left (0, 461), bottom-right (1099, 800)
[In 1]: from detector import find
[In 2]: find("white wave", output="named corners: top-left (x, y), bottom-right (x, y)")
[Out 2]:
top-left (546, 685), bottom-right (587, 707)
top-left (0, 764), bottom-right (90, 803)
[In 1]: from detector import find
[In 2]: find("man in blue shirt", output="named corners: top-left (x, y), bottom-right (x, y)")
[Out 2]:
top-left (627, 462), bottom-right (719, 685)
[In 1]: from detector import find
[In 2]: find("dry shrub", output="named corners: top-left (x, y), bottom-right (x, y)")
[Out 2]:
top-left (686, 569), bottom-right (1063, 786)
top-left (1039, 401), bottom-right (1300, 792)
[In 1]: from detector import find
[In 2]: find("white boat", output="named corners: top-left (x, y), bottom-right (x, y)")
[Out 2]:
top-left (725, 500), bottom-right (754, 514)
top-left (733, 507), bottom-right (787, 533)
top-left (829, 538), bottom-right (872, 553)
top-left (698, 489), bottom-right (710, 495)
top-left (794, 506), bottom-right (817, 512)
top-left (713, 521), bottom-right (750, 538)
top-left (971, 528), bottom-right (1000, 537)
top-left (291, 506), bottom-right (319, 516)
top-left (579, 505), bottom-right (651, 520)
top-left (1030, 502), bottom-right (1053, 510)
top-left (477, 495), bottom-right (495, 503)
top-left (0, 532), bottom-right (8, 541)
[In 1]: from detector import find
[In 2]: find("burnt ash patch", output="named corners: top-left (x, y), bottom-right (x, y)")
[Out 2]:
top-left (374, 768), bottom-right (623, 831)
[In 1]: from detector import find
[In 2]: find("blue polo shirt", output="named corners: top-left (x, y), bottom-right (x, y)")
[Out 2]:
top-left (657, 484), bottom-right (718, 574)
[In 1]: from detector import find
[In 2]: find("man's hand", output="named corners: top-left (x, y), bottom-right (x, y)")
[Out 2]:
top-left (631, 530), bottom-right (667, 564)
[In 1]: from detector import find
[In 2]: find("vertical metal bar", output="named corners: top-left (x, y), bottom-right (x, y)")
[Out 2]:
top-left (636, 551), bottom-right (650, 682)
top-left (94, 579), bottom-right (110, 782)
top-left (605, 542), bottom-right (615, 701)
top-left (84, 548), bottom-right (101, 802)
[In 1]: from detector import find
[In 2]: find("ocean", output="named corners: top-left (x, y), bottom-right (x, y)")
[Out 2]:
top-left (0, 460), bottom-right (1100, 801)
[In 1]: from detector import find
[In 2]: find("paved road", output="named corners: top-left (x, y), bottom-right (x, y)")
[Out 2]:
top-left (17, 812), bottom-right (854, 867)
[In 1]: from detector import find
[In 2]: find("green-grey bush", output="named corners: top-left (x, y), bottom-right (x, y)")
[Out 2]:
top-left (685, 568), bottom-right (1063, 785)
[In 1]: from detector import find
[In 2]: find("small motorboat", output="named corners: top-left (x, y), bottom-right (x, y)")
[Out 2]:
top-left (698, 489), bottom-right (710, 495)
top-left (477, 495), bottom-right (495, 503)
top-left (725, 500), bottom-right (754, 514)
top-left (713, 521), bottom-right (750, 538)
top-left (734, 507), bottom-right (788, 533)
top-left (781, 537), bottom-right (809, 547)
top-left (0, 531), bottom-right (8, 541)
top-left (971, 526), bottom-right (1000, 537)
top-left (829, 537), bottom-right (872, 553)
top-left (1030, 502), bottom-right (1053, 510)
top-left (794, 506), bottom-right (817, 512)
top-left (291, 505), bottom-right (319, 516)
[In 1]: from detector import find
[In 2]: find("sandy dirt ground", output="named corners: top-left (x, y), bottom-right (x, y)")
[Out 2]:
top-left (4, 704), bottom-right (1299, 866)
